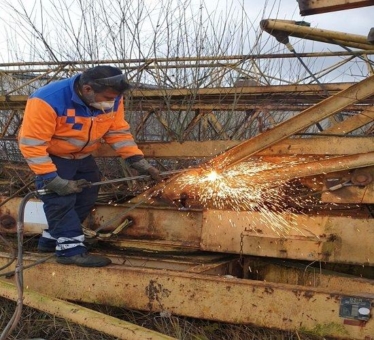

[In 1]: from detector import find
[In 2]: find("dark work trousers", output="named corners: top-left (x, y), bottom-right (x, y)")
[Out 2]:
top-left (36, 155), bottom-right (101, 257)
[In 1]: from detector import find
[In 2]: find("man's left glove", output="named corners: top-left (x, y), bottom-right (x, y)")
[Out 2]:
top-left (44, 176), bottom-right (90, 196)
top-left (130, 159), bottom-right (163, 182)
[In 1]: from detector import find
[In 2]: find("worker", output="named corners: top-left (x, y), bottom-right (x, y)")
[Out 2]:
top-left (18, 65), bottom-right (161, 267)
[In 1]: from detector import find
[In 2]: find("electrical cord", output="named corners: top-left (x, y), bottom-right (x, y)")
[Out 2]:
top-left (0, 190), bottom-right (37, 340)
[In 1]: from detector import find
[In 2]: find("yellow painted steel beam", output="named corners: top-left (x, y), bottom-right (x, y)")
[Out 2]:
top-left (182, 109), bottom-right (207, 140)
top-left (0, 253), bottom-right (373, 339)
top-left (206, 112), bottom-right (230, 139)
top-left (237, 152), bottom-right (374, 187)
top-left (0, 199), bottom-right (203, 245)
top-left (261, 137), bottom-right (374, 156)
top-left (297, 0), bottom-right (374, 16)
top-left (200, 210), bottom-right (374, 265)
top-left (60, 205), bottom-right (374, 265)
top-left (135, 83), bottom-right (353, 97)
top-left (0, 83), bottom-right (356, 110)
top-left (159, 152), bottom-right (374, 204)
top-left (323, 107), bottom-right (374, 134)
top-left (94, 140), bottom-right (237, 158)
top-left (1, 198), bottom-right (374, 265)
top-left (107, 252), bottom-right (236, 274)
top-left (0, 102), bottom-right (368, 112)
top-left (245, 258), bottom-right (374, 296)
top-left (93, 137), bottom-right (374, 158)
top-left (261, 19), bottom-right (374, 50)
top-left (0, 279), bottom-right (176, 340)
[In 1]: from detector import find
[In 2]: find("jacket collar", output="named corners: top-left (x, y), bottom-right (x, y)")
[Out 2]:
top-left (70, 74), bottom-right (86, 106)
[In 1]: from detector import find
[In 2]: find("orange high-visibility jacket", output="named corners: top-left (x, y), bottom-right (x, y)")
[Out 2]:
top-left (18, 74), bottom-right (143, 178)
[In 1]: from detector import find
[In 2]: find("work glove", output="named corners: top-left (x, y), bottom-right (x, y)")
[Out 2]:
top-left (44, 176), bottom-right (89, 196)
top-left (130, 159), bottom-right (163, 182)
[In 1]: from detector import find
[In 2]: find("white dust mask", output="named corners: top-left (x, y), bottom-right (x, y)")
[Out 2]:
top-left (90, 101), bottom-right (115, 110)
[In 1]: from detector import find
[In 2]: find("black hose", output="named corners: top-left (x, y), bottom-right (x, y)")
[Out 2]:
top-left (0, 191), bottom-right (37, 340)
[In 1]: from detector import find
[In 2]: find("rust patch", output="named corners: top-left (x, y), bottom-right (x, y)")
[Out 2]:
top-left (145, 280), bottom-right (171, 311)
top-left (303, 291), bottom-right (315, 300)
top-left (0, 215), bottom-right (16, 230)
top-left (263, 286), bottom-right (274, 294)
top-left (329, 293), bottom-right (340, 299)
top-left (292, 289), bottom-right (301, 298)
top-left (326, 234), bottom-right (339, 242)
top-left (343, 319), bottom-right (366, 327)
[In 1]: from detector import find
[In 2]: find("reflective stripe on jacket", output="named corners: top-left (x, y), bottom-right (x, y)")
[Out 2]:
top-left (18, 74), bottom-right (143, 176)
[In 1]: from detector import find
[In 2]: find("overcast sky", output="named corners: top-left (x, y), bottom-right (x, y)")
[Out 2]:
top-left (0, 0), bottom-right (372, 60)
top-left (0, 0), bottom-right (372, 83)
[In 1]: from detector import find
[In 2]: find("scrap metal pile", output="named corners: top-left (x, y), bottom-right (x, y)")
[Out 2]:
top-left (1, 2), bottom-right (374, 339)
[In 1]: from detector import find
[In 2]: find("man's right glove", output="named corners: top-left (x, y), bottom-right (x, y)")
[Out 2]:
top-left (44, 176), bottom-right (89, 196)
top-left (130, 159), bottom-right (163, 182)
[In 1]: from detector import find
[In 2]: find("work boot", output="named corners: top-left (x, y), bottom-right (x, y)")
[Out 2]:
top-left (56, 253), bottom-right (111, 267)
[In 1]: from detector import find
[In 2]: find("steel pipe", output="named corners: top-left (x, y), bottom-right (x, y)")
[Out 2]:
top-left (261, 19), bottom-right (374, 50)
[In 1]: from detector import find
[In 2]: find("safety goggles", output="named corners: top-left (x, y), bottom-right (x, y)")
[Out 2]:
top-left (93, 74), bottom-right (132, 91)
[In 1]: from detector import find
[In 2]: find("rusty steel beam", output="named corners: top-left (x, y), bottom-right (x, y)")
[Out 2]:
top-left (261, 19), bottom-right (374, 50)
top-left (0, 279), bottom-right (176, 340)
top-left (206, 75), bottom-right (374, 170)
top-left (130, 77), bottom-right (374, 202)
top-left (92, 137), bottom-right (374, 158)
top-left (200, 210), bottom-right (374, 265)
top-left (107, 253), bottom-right (237, 274)
top-left (136, 83), bottom-right (353, 97)
top-left (0, 198), bottom-right (203, 246)
top-left (245, 258), bottom-right (374, 296)
top-left (0, 83), bottom-right (358, 110)
top-left (323, 107), bottom-right (374, 134)
top-left (159, 152), bottom-right (374, 203)
top-left (2, 197), bottom-right (374, 265)
top-left (237, 152), bottom-right (374, 187)
top-left (0, 252), bottom-right (373, 339)
top-left (260, 137), bottom-right (374, 157)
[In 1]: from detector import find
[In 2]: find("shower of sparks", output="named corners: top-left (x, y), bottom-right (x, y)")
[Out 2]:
top-left (169, 159), bottom-right (316, 236)
top-left (206, 170), bottom-right (219, 182)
